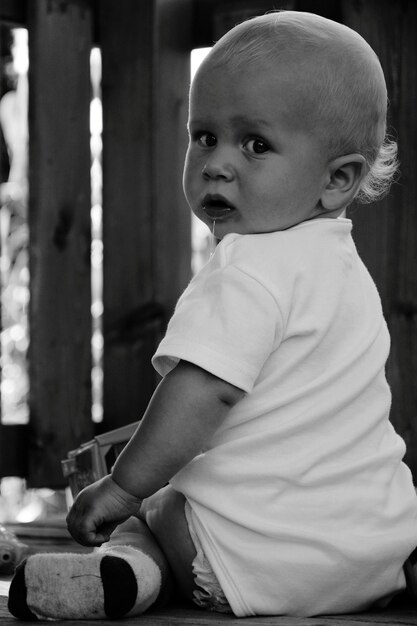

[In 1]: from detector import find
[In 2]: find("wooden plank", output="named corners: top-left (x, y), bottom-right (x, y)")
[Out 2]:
top-left (27, 0), bottom-right (94, 487)
top-left (390, 0), bottom-right (417, 480)
top-left (99, 0), bottom-right (192, 433)
top-left (1, 590), bottom-right (417, 625)
top-left (99, 0), bottom-right (156, 433)
top-left (342, 0), bottom-right (417, 480)
top-left (152, 0), bottom-right (192, 318)
top-left (0, 425), bottom-right (28, 476)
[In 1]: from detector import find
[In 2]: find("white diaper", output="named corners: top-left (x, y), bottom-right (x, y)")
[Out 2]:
top-left (184, 500), bottom-right (232, 614)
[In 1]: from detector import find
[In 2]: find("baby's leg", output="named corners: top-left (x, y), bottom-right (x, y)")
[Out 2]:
top-left (8, 516), bottom-right (174, 620)
top-left (143, 485), bottom-right (232, 615)
top-left (139, 484), bottom-right (198, 603)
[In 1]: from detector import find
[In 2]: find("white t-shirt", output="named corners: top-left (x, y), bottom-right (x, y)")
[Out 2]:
top-left (153, 219), bottom-right (417, 617)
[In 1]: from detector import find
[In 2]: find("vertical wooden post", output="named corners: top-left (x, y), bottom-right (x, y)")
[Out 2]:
top-left (153, 0), bottom-right (193, 318)
top-left (343, 0), bottom-right (417, 479)
top-left (27, 0), bottom-right (93, 487)
top-left (99, 0), bottom-right (192, 433)
top-left (99, 0), bottom-right (156, 433)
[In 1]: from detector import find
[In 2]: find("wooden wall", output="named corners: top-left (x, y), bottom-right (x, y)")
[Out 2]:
top-left (0, 0), bottom-right (192, 487)
top-left (0, 0), bottom-right (415, 486)
top-left (341, 0), bottom-right (417, 478)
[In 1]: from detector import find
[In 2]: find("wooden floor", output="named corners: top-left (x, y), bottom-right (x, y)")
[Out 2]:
top-left (2, 590), bottom-right (417, 626)
top-left (1, 522), bottom-right (417, 625)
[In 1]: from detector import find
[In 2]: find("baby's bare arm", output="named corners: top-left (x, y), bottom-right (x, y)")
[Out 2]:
top-left (67, 361), bottom-right (244, 545)
top-left (112, 360), bottom-right (244, 497)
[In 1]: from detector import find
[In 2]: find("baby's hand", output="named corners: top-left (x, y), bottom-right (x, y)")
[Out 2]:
top-left (66, 475), bottom-right (142, 547)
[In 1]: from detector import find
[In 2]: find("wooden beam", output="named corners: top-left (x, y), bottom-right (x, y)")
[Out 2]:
top-left (99, 0), bottom-right (156, 433)
top-left (99, 0), bottom-right (192, 433)
top-left (343, 0), bottom-right (417, 479)
top-left (27, 0), bottom-right (94, 487)
top-left (152, 0), bottom-right (193, 319)
top-left (0, 425), bottom-right (28, 477)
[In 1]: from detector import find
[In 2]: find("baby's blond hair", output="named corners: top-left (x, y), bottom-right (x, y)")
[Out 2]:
top-left (201, 11), bottom-right (398, 203)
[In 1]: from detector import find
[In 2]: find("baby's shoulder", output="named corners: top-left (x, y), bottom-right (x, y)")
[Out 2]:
top-left (219, 220), bottom-right (353, 270)
top-left (218, 229), bottom-right (312, 274)
top-left (219, 230), bottom-right (289, 261)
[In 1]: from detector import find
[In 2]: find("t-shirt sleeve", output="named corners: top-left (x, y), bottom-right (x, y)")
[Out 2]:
top-left (152, 265), bottom-right (282, 393)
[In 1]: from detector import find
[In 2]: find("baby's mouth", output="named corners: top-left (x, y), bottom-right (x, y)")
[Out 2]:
top-left (201, 195), bottom-right (235, 220)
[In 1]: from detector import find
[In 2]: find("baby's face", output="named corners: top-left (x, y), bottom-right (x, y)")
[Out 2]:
top-left (183, 59), bottom-right (332, 238)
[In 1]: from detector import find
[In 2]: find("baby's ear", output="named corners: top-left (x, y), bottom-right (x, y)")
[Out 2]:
top-left (321, 154), bottom-right (367, 211)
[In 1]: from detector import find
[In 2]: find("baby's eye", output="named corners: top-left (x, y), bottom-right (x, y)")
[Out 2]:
top-left (244, 138), bottom-right (270, 154)
top-left (196, 132), bottom-right (217, 148)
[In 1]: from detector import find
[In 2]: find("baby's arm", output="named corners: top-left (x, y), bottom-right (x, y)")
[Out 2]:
top-left (66, 360), bottom-right (244, 546)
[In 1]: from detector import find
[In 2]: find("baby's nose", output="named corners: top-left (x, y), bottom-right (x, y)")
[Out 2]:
top-left (202, 151), bottom-right (235, 181)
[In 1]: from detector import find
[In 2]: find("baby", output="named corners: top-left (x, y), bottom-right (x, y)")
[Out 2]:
top-left (8, 10), bottom-right (417, 620)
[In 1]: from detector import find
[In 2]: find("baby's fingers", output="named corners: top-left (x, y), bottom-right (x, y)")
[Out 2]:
top-left (94, 521), bottom-right (119, 544)
top-left (66, 507), bottom-right (99, 546)
top-left (68, 518), bottom-right (104, 546)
